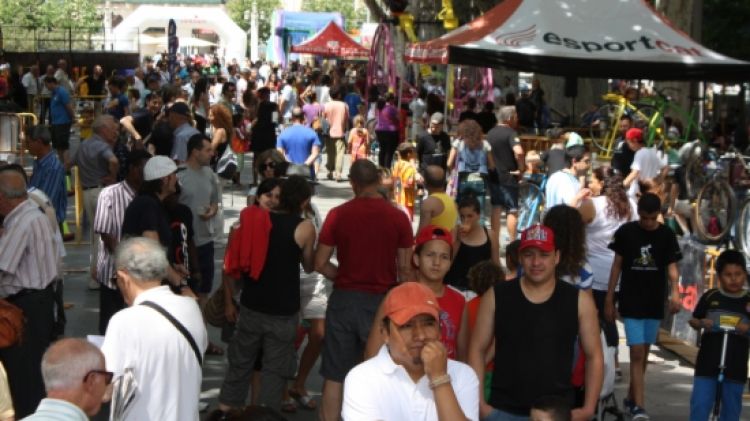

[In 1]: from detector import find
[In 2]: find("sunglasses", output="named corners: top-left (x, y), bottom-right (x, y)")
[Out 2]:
top-left (84, 369), bottom-right (114, 386)
top-left (260, 162), bottom-right (276, 171)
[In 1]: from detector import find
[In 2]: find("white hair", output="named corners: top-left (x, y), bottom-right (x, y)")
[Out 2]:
top-left (115, 237), bottom-right (169, 282)
top-left (497, 105), bottom-right (517, 123)
top-left (42, 338), bottom-right (104, 392)
top-left (92, 114), bottom-right (116, 135)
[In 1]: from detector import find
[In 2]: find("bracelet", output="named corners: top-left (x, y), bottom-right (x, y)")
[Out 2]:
top-left (429, 374), bottom-right (451, 390)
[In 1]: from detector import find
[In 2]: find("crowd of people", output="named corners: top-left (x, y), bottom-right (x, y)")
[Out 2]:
top-left (0, 53), bottom-right (747, 421)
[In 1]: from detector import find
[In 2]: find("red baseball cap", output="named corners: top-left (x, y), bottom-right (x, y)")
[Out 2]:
top-left (625, 127), bottom-right (644, 143)
top-left (414, 224), bottom-right (453, 249)
top-left (382, 282), bottom-right (440, 326)
top-left (519, 224), bottom-right (555, 253)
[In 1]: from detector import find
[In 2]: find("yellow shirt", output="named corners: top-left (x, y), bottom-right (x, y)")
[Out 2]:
top-left (392, 159), bottom-right (416, 209)
top-left (429, 192), bottom-right (458, 231)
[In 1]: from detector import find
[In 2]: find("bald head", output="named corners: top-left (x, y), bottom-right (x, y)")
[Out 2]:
top-left (291, 106), bottom-right (305, 122)
top-left (424, 165), bottom-right (446, 190)
top-left (349, 160), bottom-right (380, 189)
top-left (0, 167), bottom-right (27, 200)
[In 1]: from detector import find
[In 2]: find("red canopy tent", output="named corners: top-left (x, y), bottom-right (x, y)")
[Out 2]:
top-left (290, 21), bottom-right (369, 59)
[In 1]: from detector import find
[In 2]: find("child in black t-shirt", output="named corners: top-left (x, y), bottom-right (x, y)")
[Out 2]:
top-left (604, 193), bottom-right (682, 420)
top-left (689, 249), bottom-right (750, 421)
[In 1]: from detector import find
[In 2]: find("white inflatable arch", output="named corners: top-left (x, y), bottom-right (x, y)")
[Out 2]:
top-left (112, 5), bottom-right (247, 61)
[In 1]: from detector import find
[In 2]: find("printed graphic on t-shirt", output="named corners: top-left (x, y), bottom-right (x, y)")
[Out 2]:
top-left (439, 309), bottom-right (457, 359)
top-left (632, 244), bottom-right (656, 269)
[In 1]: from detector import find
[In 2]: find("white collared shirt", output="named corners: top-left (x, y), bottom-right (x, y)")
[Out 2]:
top-left (343, 345), bottom-right (479, 421)
top-left (22, 398), bottom-right (88, 421)
top-left (101, 286), bottom-right (207, 421)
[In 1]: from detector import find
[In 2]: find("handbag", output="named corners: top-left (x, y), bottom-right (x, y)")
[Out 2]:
top-left (216, 145), bottom-right (238, 180)
top-left (0, 298), bottom-right (24, 348)
top-left (202, 284), bottom-right (227, 328)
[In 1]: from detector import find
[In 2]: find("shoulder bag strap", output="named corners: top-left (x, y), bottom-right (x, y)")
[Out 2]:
top-left (140, 301), bottom-right (203, 366)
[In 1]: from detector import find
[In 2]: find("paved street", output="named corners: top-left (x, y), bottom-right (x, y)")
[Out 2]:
top-left (59, 169), bottom-right (749, 420)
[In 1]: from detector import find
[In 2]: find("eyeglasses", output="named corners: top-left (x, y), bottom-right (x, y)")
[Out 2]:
top-left (260, 162), bottom-right (276, 171)
top-left (83, 369), bottom-right (114, 385)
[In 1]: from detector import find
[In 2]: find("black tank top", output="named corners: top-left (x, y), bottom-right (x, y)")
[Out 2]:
top-left (241, 212), bottom-right (303, 315)
top-left (489, 278), bottom-right (579, 415)
top-left (444, 227), bottom-right (491, 290)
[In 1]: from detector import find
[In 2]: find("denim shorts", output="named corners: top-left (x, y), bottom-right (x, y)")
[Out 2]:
top-left (623, 318), bottom-right (661, 345)
top-left (489, 180), bottom-right (519, 211)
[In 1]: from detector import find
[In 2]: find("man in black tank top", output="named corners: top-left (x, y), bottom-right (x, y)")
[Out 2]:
top-left (468, 224), bottom-right (603, 420)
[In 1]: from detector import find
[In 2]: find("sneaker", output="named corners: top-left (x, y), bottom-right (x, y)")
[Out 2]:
top-left (623, 397), bottom-right (634, 412)
top-left (630, 406), bottom-right (650, 420)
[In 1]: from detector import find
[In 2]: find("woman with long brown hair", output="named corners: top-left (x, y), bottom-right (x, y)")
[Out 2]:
top-left (209, 103), bottom-right (233, 166)
top-left (580, 166), bottom-right (637, 351)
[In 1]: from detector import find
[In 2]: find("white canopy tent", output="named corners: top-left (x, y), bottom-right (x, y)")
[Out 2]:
top-left (112, 5), bottom-right (245, 61)
top-left (405, 0), bottom-right (750, 80)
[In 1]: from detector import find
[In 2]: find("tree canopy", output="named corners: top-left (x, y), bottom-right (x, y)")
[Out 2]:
top-left (301, 0), bottom-right (367, 32)
top-left (225, 0), bottom-right (282, 43)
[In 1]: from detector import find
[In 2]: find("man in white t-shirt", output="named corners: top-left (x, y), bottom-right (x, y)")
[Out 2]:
top-left (545, 145), bottom-right (591, 208)
top-left (622, 128), bottom-right (667, 198)
top-left (101, 237), bottom-right (207, 421)
top-left (343, 282), bottom-right (479, 421)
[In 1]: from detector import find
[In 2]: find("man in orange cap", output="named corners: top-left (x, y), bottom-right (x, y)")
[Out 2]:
top-left (342, 282), bottom-right (479, 421)
top-left (469, 224), bottom-right (603, 421)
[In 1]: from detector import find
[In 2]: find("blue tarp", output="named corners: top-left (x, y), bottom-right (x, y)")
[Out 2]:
top-left (269, 10), bottom-right (344, 67)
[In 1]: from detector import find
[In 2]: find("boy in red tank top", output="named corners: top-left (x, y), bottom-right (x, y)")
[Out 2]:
top-left (365, 225), bottom-right (469, 361)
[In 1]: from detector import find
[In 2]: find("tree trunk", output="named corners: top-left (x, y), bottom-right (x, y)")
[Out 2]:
top-left (654, 0), bottom-right (701, 114)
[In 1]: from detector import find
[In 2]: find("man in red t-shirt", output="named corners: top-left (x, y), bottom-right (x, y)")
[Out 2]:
top-left (315, 159), bottom-right (414, 421)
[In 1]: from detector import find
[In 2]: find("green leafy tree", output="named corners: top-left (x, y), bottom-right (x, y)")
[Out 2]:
top-left (703, 0), bottom-right (750, 61)
top-left (0, 0), bottom-right (99, 28)
top-left (301, 0), bottom-right (368, 32)
top-left (225, 0), bottom-right (282, 43)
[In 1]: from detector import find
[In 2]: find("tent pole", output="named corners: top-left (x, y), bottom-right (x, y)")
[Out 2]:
top-left (444, 64), bottom-right (451, 133)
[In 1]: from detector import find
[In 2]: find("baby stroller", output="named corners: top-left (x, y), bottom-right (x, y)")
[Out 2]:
top-left (596, 329), bottom-right (624, 420)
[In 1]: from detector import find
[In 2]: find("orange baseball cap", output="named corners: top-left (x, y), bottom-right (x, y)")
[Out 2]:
top-left (519, 224), bottom-right (555, 253)
top-left (382, 282), bottom-right (441, 326)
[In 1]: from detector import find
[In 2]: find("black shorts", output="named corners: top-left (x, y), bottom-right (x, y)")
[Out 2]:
top-left (489, 179), bottom-right (519, 211)
top-left (320, 289), bottom-right (385, 382)
top-left (50, 123), bottom-right (71, 151)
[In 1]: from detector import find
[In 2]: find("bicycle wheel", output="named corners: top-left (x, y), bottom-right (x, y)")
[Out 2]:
top-left (684, 143), bottom-right (707, 200)
top-left (588, 103), bottom-right (620, 153)
top-left (735, 197), bottom-right (750, 256)
top-left (693, 180), bottom-right (736, 243)
top-left (517, 182), bottom-right (544, 235)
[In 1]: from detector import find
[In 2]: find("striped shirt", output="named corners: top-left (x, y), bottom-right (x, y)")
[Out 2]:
top-left (0, 199), bottom-right (60, 297)
top-left (30, 150), bottom-right (67, 223)
top-left (94, 181), bottom-right (135, 289)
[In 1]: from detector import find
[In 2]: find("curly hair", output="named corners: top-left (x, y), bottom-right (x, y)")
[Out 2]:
top-left (594, 166), bottom-right (631, 221)
top-left (467, 260), bottom-right (505, 295)
top-left (210, 104), bottom-right (233, 135)
top-left (456, 119), bottom-right (484, 149)
top-left (542, 205), bottom-right (586, 280)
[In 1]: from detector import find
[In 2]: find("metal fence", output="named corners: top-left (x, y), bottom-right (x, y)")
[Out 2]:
top-left (1, 26), bottom-right (138, 52)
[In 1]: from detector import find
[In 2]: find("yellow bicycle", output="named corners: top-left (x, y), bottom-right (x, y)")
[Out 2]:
top-left (588, 92), bottom-right (666, 159)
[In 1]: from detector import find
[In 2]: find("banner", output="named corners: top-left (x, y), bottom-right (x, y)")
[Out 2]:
top-left (167, 19), bottom-right (178, 82)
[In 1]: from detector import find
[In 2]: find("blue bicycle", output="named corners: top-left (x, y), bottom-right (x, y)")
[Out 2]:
top-left (516, 174), bottom-right (548, 237)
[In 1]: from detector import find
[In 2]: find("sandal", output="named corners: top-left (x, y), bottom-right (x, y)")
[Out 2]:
top-left (281, 397), bottom-right (297, 413)
top-left (289, 389), bottom-right (317, 410)
top-left (206, 343), bottom-right (224, 356)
